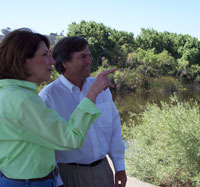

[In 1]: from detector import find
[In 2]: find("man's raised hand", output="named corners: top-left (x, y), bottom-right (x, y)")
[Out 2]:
top-left (86, 68), bottom-right (117, 103)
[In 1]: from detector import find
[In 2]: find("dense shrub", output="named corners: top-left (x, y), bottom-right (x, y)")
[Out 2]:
top-left (123, 96), bottom-right (200, 186)
top-left (92, 65), bottom-right (184, 92)
top-left (93, 66), bottom-right (147, 91)
top-left (37, 67), bottom-right (59, 92)
top-left (149, 76), bottom-right (180, 92)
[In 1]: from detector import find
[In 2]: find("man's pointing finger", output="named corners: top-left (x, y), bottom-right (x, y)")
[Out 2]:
top-left (102, 68), bottom-right (117, 76)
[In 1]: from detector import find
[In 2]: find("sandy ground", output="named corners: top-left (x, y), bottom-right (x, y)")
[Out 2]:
top-left (107, 156), bottom-right (155, 187)
top-left (125, 176), bottom-right (155, 187)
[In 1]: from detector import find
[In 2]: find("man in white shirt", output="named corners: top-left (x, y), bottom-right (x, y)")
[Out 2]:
top-left (39, 36), bottom-right (127, 187)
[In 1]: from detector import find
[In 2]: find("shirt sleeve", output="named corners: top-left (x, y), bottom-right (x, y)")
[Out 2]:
top-left (17, 95), bottom-right (100, 150)
top-left (108, 99), bottom-right (126, 172)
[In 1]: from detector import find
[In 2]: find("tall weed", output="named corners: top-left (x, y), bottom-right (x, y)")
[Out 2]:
top-left (123, 96), bottom-right (200, 186)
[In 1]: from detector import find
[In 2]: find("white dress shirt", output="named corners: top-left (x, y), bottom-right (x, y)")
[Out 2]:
top-left (39, 74), bottom-right (125, 172)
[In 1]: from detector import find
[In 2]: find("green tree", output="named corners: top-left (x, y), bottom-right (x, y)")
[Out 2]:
top-left (135, 28), bottom-right (164, 53)
top-left (157, 50), bottom-right (176, 76)
top-left (109, 29), bottom-right (135, 67)
top-left (67, 20), bottom-right (114, 71)
top-left (67, 20), bottom-right (135, 70)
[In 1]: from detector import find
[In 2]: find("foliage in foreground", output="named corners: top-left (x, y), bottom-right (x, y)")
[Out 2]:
top-left (122, 96), bottom-right (200, 186)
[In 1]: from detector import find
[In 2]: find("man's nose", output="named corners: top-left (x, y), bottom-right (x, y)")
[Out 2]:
top-left (86, 56), bottom-right (92, 64)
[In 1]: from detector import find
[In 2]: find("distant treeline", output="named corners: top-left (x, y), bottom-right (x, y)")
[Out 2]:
top-left (3, 21), bottom-right (200, 91)
top-left (64, 20), bottom-right (200, 91)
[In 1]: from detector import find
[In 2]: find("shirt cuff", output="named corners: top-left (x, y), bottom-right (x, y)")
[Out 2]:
top-left (113, 159), bottom-right (126, 172)
top-left (78, 97), bottom-right (101, 115)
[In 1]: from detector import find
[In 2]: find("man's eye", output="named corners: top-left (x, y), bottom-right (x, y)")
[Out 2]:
top-left (42, 53), bottom-right (48, 57)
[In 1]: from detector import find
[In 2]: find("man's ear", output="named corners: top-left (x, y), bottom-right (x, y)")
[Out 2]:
top-left (62, 61), bottom-right (68, 69)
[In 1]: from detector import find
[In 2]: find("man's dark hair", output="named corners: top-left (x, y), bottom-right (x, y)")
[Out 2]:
top-left (53, 36), bottom-right (88, 74)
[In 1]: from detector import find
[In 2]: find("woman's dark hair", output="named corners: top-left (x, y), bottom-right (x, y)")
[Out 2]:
top-left (0, 28), bottom-right (50, 79)
top-left (53, 36), bottom-right (88, 74)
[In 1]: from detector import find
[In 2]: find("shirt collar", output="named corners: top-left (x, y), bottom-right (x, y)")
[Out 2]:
top-left (59, 74), bottom-right (88, 94)
top-left (59, 74), bottom-right (75, 94)
top-left (0, 79), bottom-right (37, 92)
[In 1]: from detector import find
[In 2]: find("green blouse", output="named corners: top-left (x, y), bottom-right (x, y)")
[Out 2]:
top-left (0, 79), bottom-right (100, 179)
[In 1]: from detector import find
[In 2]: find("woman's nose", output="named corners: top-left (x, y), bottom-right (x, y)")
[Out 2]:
top-left (50, 57), bottom-right (55, 65)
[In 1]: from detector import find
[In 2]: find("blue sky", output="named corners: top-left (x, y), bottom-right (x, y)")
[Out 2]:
top-left (1, 0), bottom-right (200, 40)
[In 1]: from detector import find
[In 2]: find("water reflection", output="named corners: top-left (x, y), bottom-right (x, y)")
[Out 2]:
top-left (112, 85), bottom-right (200, 122)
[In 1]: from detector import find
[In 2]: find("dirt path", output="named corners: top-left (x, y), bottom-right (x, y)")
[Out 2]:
top-left (107, 156), bottom-right (155, 187)
top-left (125, 176), bottom-right (155, 187)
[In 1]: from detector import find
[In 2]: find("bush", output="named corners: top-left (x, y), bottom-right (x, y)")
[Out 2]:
top-left (92, 65), bottom-right (153, 91)
top-left (37, 67), bottom-right (59, 92)
top-left (124, 96), bottom-right (200, 186)
top-left (149, 76), bottom-right (180, 92)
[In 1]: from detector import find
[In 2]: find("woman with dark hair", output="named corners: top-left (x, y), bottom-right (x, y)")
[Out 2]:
top-left (0, 28), bottom-right (116, 187)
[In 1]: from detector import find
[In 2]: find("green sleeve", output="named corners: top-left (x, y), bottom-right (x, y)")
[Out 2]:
top-left (17, 96), bottom-right (100, 150)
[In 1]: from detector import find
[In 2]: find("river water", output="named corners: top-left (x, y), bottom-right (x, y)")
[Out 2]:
top-left (112, 85), bottom-right (200, 122)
